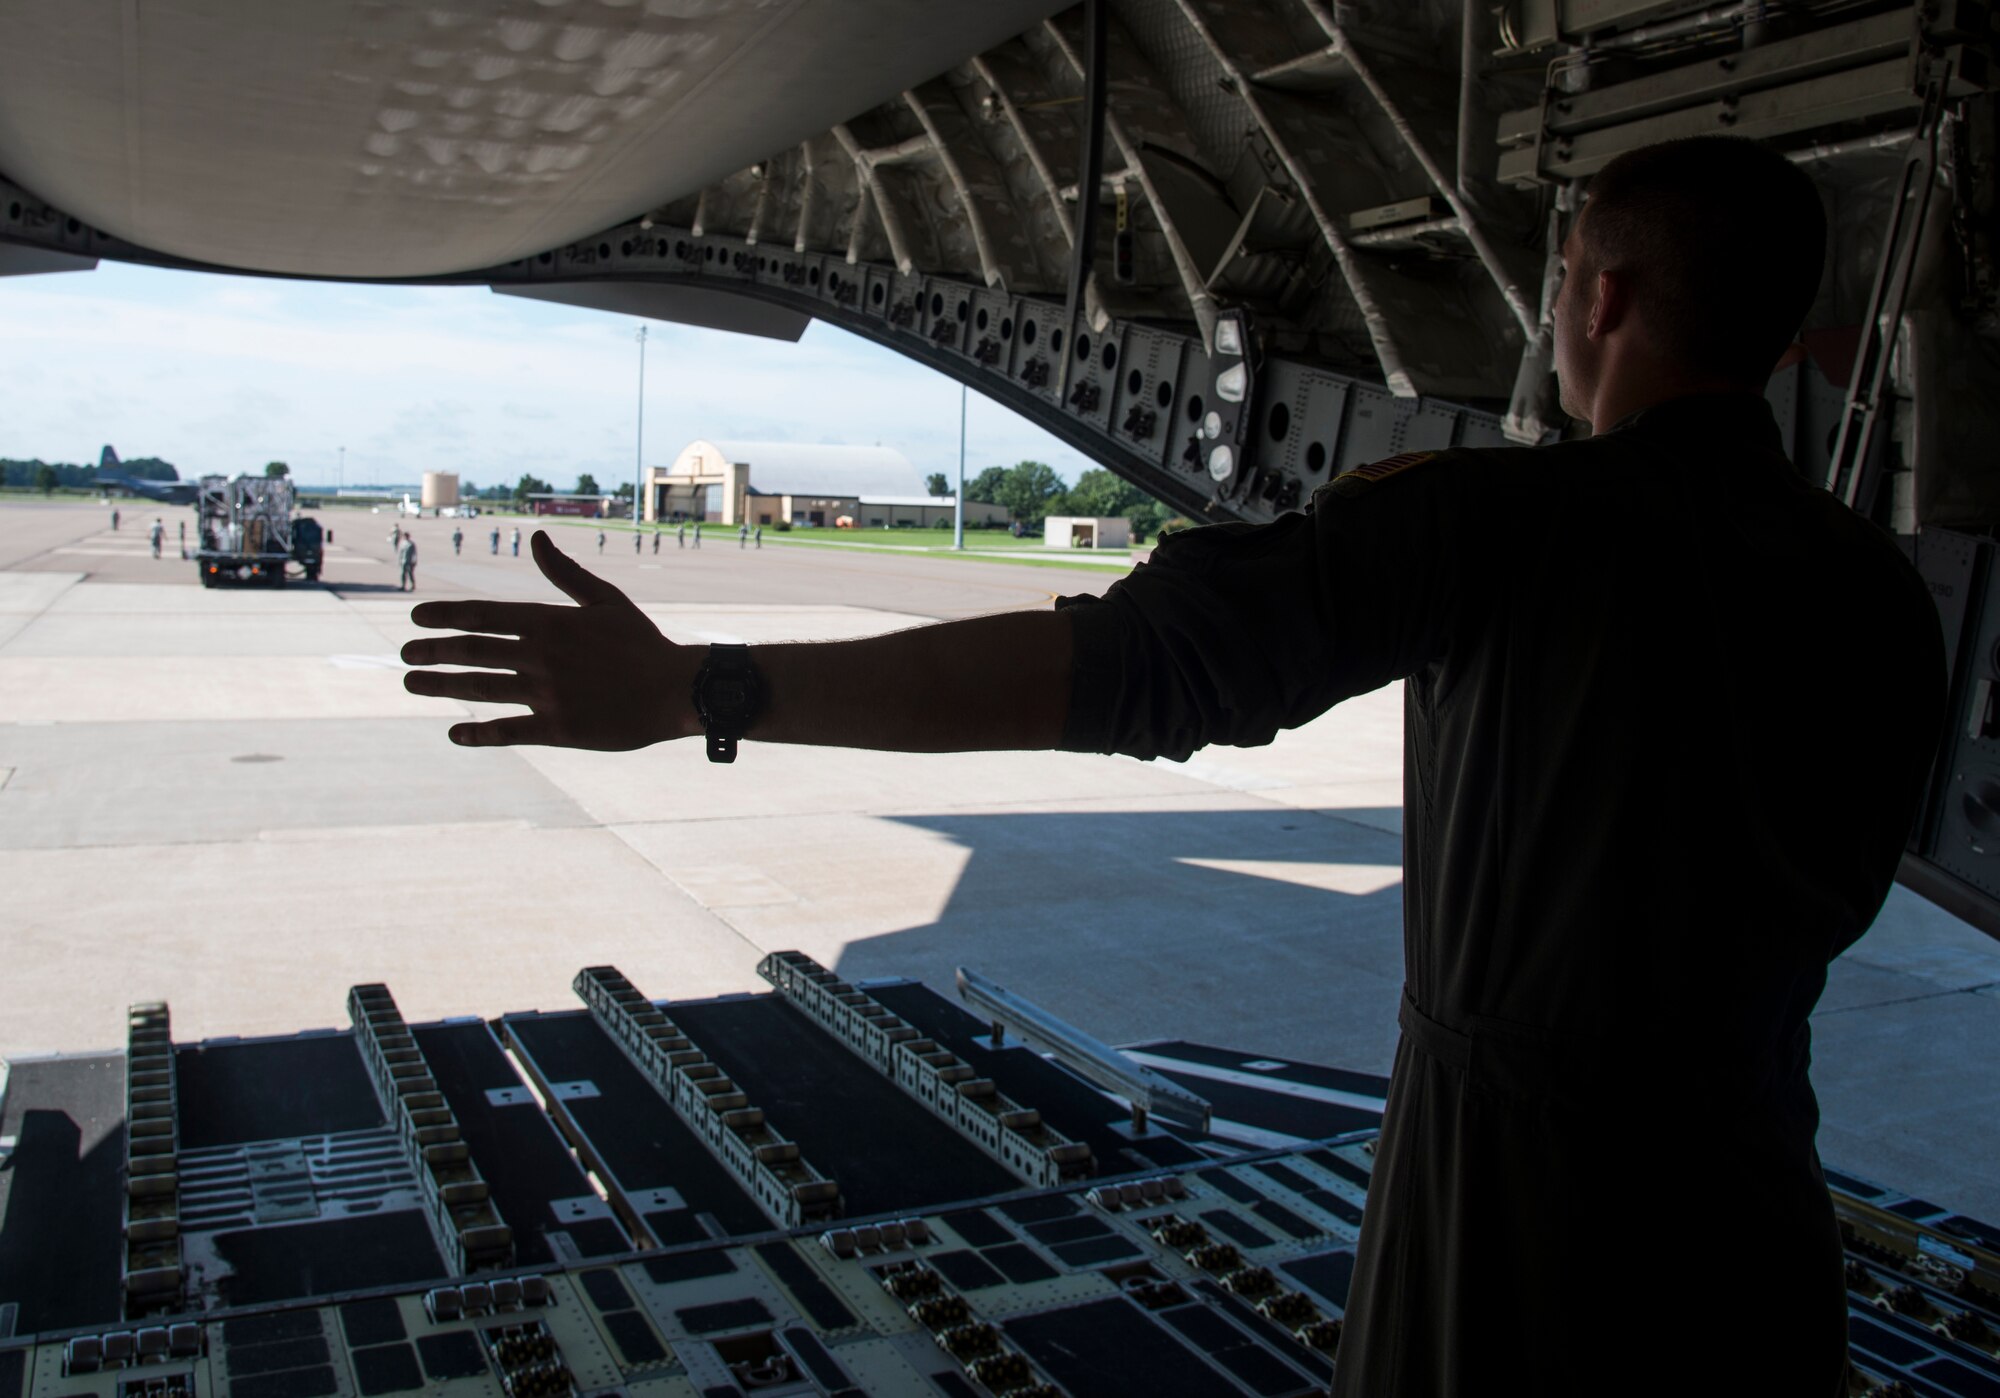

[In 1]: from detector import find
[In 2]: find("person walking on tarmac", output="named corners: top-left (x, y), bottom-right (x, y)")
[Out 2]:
top-left (397, 533), bottom-right (417, 592)
top-left (692, 523), bottom-right (701, 549)
top-left (754, 525), bottom-right (761, 549)
top-left (738, 524), bottom-right (748, 549)
top-left (633, 529), bottom-right (641, 555)
top-left (653, 528), bottom-right (661, 555)
top-left (178, 520), bottom-right (187, 560)
top-left (148, 518), bottom-right (163, 559)
top-left (510, 526), bottom-right (521, 557)
top-left (453, 526), bottom-right (464, 556)
top-left (404, 136), bottom-right (1946, 1398)
top-left (110, 507), bottom-right (120, 531)
top-left (677, 522), bottom-right (686, 549)
top-left (596, 530), bottom-right (606, 554)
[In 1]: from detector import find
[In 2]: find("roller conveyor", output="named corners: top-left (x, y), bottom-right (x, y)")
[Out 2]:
top-left (0, 961), bottom-right (1991, 1398)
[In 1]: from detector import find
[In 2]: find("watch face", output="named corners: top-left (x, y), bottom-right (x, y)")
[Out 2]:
top-left (698, 649), bottom-right (762, 734)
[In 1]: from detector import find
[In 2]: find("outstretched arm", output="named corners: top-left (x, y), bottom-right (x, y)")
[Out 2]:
top-left (404, 464), bottom-right (1461, 761)
top-left (401, 530), bottom-right (1071, 752)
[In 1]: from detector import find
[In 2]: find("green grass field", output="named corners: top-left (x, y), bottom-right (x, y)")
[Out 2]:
top-left (759, 534), bottom-right (1143, 570)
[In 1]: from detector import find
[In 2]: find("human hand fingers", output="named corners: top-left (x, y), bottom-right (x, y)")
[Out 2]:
top-left (533, 529), bottom-right (628, 607)
top-left (413, 536), bottom-right (692, 748)
top-left (400, 634), bottom-right (529, 671)
top-left (403, 668), bottom-right (534, 705)
top-left (447, 714), bottom-right (556, 747)
top-left (409, 599), bottom-right (572, 635)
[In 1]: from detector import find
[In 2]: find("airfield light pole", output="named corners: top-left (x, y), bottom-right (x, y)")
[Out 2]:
top-left (338, 445), bottom-right (344, 496)
top-left (954, 381), bottom-right (966, 551)
top-left (634, 325), bottom-right (647, 524)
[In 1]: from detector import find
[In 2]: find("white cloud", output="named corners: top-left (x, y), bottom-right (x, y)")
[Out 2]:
top-left (0, 262), bottom-right (1103, 492)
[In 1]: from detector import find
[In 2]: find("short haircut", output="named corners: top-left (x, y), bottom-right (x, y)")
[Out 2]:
top-left (1577, 135), bottom-right (1827, 384)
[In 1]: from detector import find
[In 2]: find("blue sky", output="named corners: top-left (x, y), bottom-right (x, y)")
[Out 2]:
top-left (0, 260), bottom-right (1097, 493)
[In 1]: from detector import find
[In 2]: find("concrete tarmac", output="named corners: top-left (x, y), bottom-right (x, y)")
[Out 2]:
top-left (2, 500), bottom-right (1996, 1223)
top-left (4, 502), bottom-right (1097, 615)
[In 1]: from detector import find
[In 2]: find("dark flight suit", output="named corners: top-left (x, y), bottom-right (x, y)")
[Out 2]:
top-left (1058, 391), bottom-right (1945, 1396)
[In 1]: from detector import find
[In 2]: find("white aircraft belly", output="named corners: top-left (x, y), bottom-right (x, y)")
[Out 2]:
top-left (0, 0), bottom-right (1064, 278)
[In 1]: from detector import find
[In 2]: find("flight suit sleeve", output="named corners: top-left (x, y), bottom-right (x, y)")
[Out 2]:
top-left (1058, 452), bottom-right (1481, 762)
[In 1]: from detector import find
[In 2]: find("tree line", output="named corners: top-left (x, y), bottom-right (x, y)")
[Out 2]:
top-left (4, 456), bottom-right (179, 491)
top-left (926, 462), bottom-right (1181, 539)
top-left (480, 474), bottom-right (634, 506)
top-left (466, 464), bottom-right (1179, 539)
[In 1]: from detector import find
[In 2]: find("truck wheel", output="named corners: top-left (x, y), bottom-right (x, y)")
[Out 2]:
top-left (269, 568), bottom-right (286, 588)
top-left (197, 565), bottom-right (213, 588)
top-left (305, 567), bottom-right (320, 583)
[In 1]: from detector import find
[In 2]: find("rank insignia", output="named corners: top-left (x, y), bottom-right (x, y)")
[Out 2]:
top-left (1323, 449), bottom-right (1443, 498)
top-left (1345, 449), bottom-right (1438, 483)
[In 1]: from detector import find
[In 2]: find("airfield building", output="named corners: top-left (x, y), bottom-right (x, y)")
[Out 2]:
top-left (643, 440), bottom-right (1008, 529)
top-left (527, 492), bottom-right (614, 518)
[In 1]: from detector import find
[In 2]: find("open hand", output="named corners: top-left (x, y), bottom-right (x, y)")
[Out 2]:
top-left (402, 529), bottom-right (693, 749)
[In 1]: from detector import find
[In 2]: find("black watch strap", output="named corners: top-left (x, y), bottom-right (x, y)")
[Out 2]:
top-left (692, 643), bottom-right (763, 764)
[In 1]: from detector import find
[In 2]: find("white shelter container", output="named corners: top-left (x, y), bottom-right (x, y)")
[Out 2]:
top-left (1043, 515), bottom-right (1130, 549)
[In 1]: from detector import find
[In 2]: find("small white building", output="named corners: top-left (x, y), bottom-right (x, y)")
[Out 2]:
top-left (1043, 515), bottom-right (1131, 549)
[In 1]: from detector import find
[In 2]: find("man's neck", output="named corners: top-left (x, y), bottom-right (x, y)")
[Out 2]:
top-left (1588, 362), bottom-right (1757, 435)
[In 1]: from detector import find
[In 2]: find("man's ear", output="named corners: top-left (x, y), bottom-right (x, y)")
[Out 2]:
top-left (1590, 266), bottom-right (1632, 340)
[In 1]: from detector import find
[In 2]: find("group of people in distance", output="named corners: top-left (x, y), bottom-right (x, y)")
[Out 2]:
top-left (592, 522), bottom-right (761, 553)
top-left (381, 518), bottom-right (757, 594)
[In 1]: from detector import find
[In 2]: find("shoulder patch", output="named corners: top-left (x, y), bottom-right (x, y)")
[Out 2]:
top-left (1347, 450), bottom-right (1439, 483)
top-left (1324, 449), bottom-right (1441, 498)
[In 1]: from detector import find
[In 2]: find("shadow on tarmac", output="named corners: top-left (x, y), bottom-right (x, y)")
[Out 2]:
top-left (827, 807), bottom-right (1406, 1048)
top-left (321, 581), bottom-right (417, 595)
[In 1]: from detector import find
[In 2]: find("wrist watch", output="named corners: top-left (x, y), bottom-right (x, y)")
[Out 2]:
top-left (691, 643), bottom-right (764, 763)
